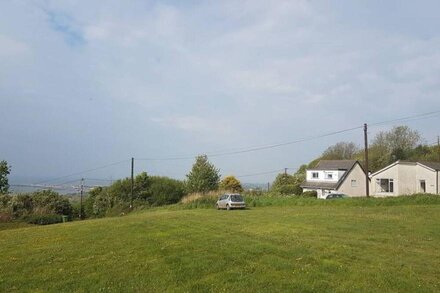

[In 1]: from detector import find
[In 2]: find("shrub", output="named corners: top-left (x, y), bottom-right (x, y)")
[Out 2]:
top-left (31, 190), bottom-right (73, 216)
top-left (277, 184), bottom-right (303, 195)
top-left (302, 190), bottom-right (318, 198)
top-left (10, 194), bottom-right (33, 217)
top-left (87, 174), bottom-right (187, 216)
top-left (219, 176), bottom-right (243, 193)
top-left (26, 214), bottom-right (63, 225)
top-left (0, 194), bottom-right (11, 207)
top-left (271, 173), bottom-right (304, 195)
top-left (148, 176), bottom-right (186, 205)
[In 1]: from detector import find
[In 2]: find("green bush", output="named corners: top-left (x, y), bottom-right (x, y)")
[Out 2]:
top-left (148, 176), bottom-right (186, 206)
top-left (302, 190), bottom-right (318, 198)
top-left (277, 184), bottom-right (302, 195)
top-left (271, 172), bottom-right (305, 195)
top-left (31, 190), bottom-right (73, 216)
top-left (25, 214), bottom-right (63, 225)
top-left (85, 174), bottom-right (187, 217)
top-left (10, 194), bottom-right (33, 217)
top-left (0, 194), bottom-right (11, 207)
top-left (5, 191), bottom-right (73, 221)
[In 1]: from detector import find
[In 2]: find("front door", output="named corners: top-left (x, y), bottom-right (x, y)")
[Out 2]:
top-left (420, 180), bottom-right (426, 193)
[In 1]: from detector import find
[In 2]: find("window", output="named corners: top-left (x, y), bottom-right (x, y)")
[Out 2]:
top-left (325, 172), bottom-right (333, 179)
top-left (230, 195), bottom-right (244, 202)
top-left (351, 179), bottom-right (357, 187)
top-left (376, 179), bottom-right (394, 193)
top-left (312, 172), bottom-right (319, 179)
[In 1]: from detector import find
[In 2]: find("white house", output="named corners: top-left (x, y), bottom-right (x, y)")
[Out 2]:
top-left (369, 161), bottom-right (440, 196)
top-left (300, 160), bottom-right (368, 199)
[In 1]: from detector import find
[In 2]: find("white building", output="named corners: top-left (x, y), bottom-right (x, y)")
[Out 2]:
top-left (369, 161), bottom-right (440, 196)
top-left (300, 160), bottom-right (368, 199)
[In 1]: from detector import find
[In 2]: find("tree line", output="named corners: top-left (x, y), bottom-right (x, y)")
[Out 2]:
top-left (0, 155), bottom-right (244, 222)
top-left (271, 125), bottom-right (440, 195)
top-left (315, 125), bottom-right (439, 171)
top-left (1, 125), bottom-right (438, 223)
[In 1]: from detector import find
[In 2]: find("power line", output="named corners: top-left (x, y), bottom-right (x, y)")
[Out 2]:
top-left (137, 125), bottom-right (363, 161)
top-left (369, 110), bottom-right (440, 127)
top-left (137, 110), bottom-right (440, 162)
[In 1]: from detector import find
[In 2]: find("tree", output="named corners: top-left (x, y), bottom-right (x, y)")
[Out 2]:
top-left (220, 175), bottom-right (243, 192)
top-left (271, 173), bottom-right (300, 195)
top-left (0, 160), bottom-right (11, 194)
top-left (321, 142), bottom-right (359, 160)
top-left (369, 126), bottom-right (422, 171)
top-left (271, 165), bottom-right (307, 195)
top-left (186, 155), bottom-right (220, 193)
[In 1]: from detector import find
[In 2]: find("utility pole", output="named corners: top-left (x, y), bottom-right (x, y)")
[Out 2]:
top-left (79, 178), bottom-right (84, 219)
top-left (437, 136), bottom-right (440, 161)
top-left (364, 123), bottom-right (370, 198)
top-left (284, 168), bottom-right (288, 175)
top-left (130, 157), bottom-right (134, 209)
top-left (267, 182), bottom-right (270, 192)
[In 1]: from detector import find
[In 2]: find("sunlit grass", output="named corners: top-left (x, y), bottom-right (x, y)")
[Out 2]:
top-left (1, 198), bottom-right (439, 292)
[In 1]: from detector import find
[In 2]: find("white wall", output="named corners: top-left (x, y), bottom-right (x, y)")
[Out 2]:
top-left (370, 162), bottom-right (439, 196)
top-left (337, 164), bottom-right (367, 197)
top-left (306, 170), bottom-right (345, 182)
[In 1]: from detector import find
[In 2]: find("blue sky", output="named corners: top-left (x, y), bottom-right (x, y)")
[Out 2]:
top-left (1, 0), bottom-right (440, 184)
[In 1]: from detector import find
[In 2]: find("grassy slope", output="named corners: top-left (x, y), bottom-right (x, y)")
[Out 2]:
top-left (0, 221), bottom-right (32, 231)
top-left (1, 202), bottom-right (440, 292)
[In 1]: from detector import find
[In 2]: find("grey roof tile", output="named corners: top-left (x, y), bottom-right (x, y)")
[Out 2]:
top-left (419, 161), bottom-right (440, 171)
top-left (309, 160), bottom-right (357, 171)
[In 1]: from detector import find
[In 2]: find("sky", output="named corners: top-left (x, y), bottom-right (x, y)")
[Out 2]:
top-left (1, 0), bottom-right (440, 185)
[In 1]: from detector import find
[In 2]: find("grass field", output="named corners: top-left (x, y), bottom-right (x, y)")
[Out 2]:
top-left (1, 197), bottom-right (440, 292)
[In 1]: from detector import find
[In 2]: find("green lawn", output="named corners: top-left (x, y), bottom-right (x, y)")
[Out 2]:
top-left (1, 201), bottom-right (439, 292)
top-left (0, 221), bottom-right (32, 231)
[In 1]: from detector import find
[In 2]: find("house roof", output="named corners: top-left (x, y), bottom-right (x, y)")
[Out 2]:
top-left (370, 160), bottom-right (440, 177)
top-left (300, 181), bottom-right (338, 190)
top-left (300, 160), bottom-right (364, 190)
top-left (419, 161), bottom-right (440, 171)
top-left (308, 160), bottom-right (357, 171)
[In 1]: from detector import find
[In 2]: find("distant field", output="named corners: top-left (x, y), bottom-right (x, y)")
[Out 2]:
top-left (1, 198), bottom-right (439, 292)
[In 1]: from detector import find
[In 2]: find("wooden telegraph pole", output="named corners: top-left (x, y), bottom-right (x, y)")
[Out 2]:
top-left (437, 136), bottom-right (440, 161)
top-left (80, 178), bottom-right (84, 219)
top-left (130, 157), bottom-right (134, 209)
top-left (364, 123), bottom-right (370, 198)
